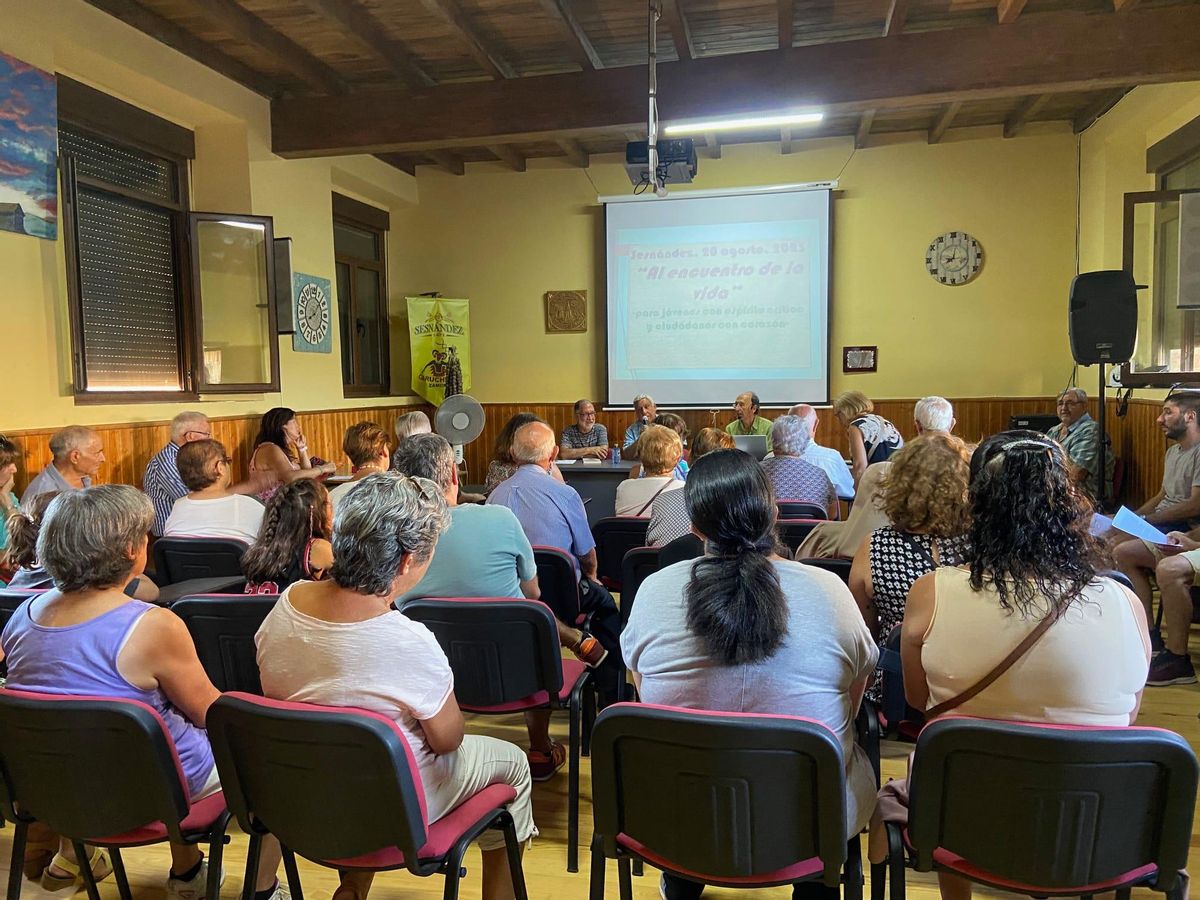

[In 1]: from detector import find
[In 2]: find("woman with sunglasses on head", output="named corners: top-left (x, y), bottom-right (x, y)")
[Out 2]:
top-left (162, 439), bottom-right (264, 545)
top-left (868, 431), bottom-right (1151, 900)
top-left (241, 480), bottom-right (333, 594)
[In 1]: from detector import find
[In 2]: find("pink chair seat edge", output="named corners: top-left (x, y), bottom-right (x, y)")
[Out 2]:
top-left (458, 658), bottom-right (588, 713)
top-left (90, 791), bottom-right (228, 845)
top-left (616, 832), bottom-right (825, 885)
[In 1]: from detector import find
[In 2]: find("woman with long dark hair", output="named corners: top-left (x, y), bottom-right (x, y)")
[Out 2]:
top-left (242, 479), bottom-right (334, 593)
top-left (869, 431), bottom-right (1151, 900)
top-left (622, 449), bottom-right (878, 900)
top-left (249, 407), bottom-right (335, 501)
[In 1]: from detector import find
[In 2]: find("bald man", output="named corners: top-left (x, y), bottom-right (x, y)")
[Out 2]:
top-left (790, 404), bottom-right (855, 498)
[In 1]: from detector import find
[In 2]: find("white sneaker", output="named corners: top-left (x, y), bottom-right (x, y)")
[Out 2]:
top-left (166, 860), bottom-right (226, 900)
top-left (265, 882), bottom-right (291, 900)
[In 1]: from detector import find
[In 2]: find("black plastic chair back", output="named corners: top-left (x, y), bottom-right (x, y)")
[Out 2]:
top-left (153, 538), bottom-right (248, 585)
top-left (591, 703), bottom-right (848, 886)
top-left (658, 533), bottom-right (703, 568)
top-left (799, 558), bottom-right (852, 584)
top-left (208, 692), bottom-right (428, 868)
top-left (0, 691), bottom-right (192, 842)
top-left (0, 590), bottom-right (35, 632)
top-left (172, 594), bottom-right (279, 694)
top-left (591, 518), bottom-right (650, 589)
top-left (776, 519), bottom-right (823, 553)
top-left (532, 546), bottom-right (583, 626)
top-left (778, 501), bottom-right (828, 520)
top-left (908, 717), bottom-right (1198, 893)
top-left (402, 598), bottom-right (565, 709)
top-left (619, 547), bottom-right (660, 627)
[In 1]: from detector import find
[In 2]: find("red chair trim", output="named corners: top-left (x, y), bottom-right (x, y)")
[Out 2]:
top-left (617, 833), bottom-right (824, 885)
top-left (458, 659), bottom-right (587, 713)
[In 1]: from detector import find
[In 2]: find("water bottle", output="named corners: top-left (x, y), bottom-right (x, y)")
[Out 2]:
top-left (611, 445), bottom-right (621, 465)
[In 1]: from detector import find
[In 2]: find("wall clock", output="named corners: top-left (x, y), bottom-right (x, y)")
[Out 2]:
top-left (926, 231), bottom-right (983, 286)
top-left (292, 272), bottom-right (332, 354)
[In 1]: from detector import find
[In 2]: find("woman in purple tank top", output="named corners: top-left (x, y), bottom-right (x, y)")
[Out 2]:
top-left (0, 485), bottom-right (286, 900)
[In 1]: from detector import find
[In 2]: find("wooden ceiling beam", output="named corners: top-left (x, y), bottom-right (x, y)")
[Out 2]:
top-left (82, 0), bottom-right (280, 97)
top-left (779, 0), bottom-right (795, 49)
top-left (660, 0), bottom-right (696, 62)
top-left (1003, 93), bottom-right (1051, 137)
top-left (535, 0), bottom-right (603, 70)
top-left (855, 109), bottom-right (875, 149)
top-left (192, 0), bottom-right (349, 94)
top-left (884, 0), bottom-right (910, 37)
top-left (1073, 86), bottom-right (1132, 133)
top-left (375, 153), bottom-right (417, 176)
top-left (271, 5), bottom-right (1200, 156)
top-left (928, 100), bottom-right (962, 144)
top-left (420, 0), bottom-right (515, 79)
top-left (556, 138), bottom-right (590, 167)
top-left (426, 150), bottom-right (465, 175)
top-left (297, 0), bottom-right (434, 87)
top-left (997, 0), bottom-right (1029, 25)
top-left (487, 144), bottom-right (527, 171)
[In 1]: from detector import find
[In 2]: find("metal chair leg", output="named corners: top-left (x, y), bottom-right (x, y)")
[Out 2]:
top-left (870, 862), bottom-right (887, 900)
top-left (110, 847), bottom-right (133, 900)
top-left (568, 694), bottom-right (581, 873)
top-left (241, 833), bottom-right (264, 900)
top-left (5, 821), bottom-right (26, 900)
top-left (442, 849), bottom-right (462, 900)
top-left (633, 858), bottom-right (644, 877)
top-left (206, 816), bottom-right (230, 900)
top-left (618, 855), bottom-right (634, 900)
top-left (886, 824), bottom-right (906, 900)
top-left (72, 842), bottom-right (103, 900)
top-left (500, 812), bottom-right (528, 900)
top-left (582, 680), bottom-right (596, 757)
top-left (589, 834), bottom-right (606, 900)
top-left (844, 834), bottom-right (864, 900)
top-left (281, 846), bottom-right (304, 900)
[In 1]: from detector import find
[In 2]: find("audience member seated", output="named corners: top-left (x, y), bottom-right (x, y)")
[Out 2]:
top-left (760, 415), bottom-right (837, 518)
top-left (22, 426), bottom-right (104, 505)
top-left (795, 463), bottom-right (891, 560)
top-left (849, 434), bottom-right (971, 701)
top-left (647, 428), bottom-right (733, 547)
top-left (615, 425), bottom-right (685, 517)
top-left (392, 410), bottom-right (432, 449)
top-left (559, 399), bottom-right (609, 460)
top-left (0, 434), bottom-right (20, 565)
top-left (1112, 391), bottom-right (1200, 641)
top-left (623, 449), bottom-right (877, 900)
top-left (393, 434), bottom-right (605, 781)
top-left (913, 395), bottom-right (955, 435)
top-left (329, 422), bottom-right (391, 511)
top-left (788, 404), bottom-right (855, 498)
top-left (0, 485), bottom-right (283, 898)
top-left (249, 407), bottom-right (336, 502)
top-left (4, 491), bottom-right (159, 602)
top-left (487, 422), bottom-right (623, 704)
top-left (143, 411), bottom-right (213, 537)
top-left (242, 480), bottom-right (333, 594)
top-left (255, 473), bottom-right (534, 900)
top-left (652, 413), bottom-right (690, 480)
top-left (162, 439), bottom-right (264, 545)
top-left (833, 391), bottom-right (903, 485)
top-left (1145, 528), bottom-right (1200, 686)
top-left (622, 394), bottom-right (657, 461)
top-left (1045, 387), bottom-right (1114, 502)
top-left (724, 390), bottom-right (772, 437)
top-left (868, 431), bottom-right (1151, 897)
top-left (485, 412), bottom-right (542, 494)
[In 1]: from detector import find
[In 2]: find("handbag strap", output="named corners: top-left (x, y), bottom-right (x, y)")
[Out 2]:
top-left (636, 480), bottom-right (674, 517)
top-left (925, 605), bottom-right (1060, 719)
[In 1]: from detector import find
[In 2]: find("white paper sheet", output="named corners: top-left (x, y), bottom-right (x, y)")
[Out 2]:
top-left (1112, 506), bottom-right (1172, 545)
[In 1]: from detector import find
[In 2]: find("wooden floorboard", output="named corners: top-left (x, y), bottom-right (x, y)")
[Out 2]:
top-left (2, 656), bottom-right (1197, 899)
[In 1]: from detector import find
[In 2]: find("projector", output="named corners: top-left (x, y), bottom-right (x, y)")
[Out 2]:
top-left (625, 139), bottom-right (697, 187)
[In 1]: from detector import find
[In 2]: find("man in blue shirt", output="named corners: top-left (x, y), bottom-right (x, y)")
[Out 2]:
top-left (622, 394), bottom-right (656, 461)
top-left (489, 421), bottom-right (624, 704)
top-left (143, 411), bottom-right (212, 536)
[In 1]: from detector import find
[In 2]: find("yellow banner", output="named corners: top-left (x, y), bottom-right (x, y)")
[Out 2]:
top-left (406, 297), bottom-right (471, 404)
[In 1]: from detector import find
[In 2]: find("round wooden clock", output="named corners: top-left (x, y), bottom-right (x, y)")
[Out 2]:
top-left (926, 231), bottom-right (983, 285)
top-left (297, 281), bottom-right (330, 345)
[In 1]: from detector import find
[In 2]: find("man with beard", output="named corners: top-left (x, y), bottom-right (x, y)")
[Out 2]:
top-left (1113, 389), bottom-right (1200, 679)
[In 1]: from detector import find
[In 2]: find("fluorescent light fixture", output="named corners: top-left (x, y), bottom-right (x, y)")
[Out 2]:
top-left (663, 111), bottom-right (824, 135)
top-left (216, 219), bottom-right (266, 231)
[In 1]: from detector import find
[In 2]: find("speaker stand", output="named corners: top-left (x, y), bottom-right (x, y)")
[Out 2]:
top-left (1097, 362), bottom-right (1108, 512)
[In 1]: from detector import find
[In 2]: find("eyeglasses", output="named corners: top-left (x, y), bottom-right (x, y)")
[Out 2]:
top-left (186, 429), bottom-right (213, 439)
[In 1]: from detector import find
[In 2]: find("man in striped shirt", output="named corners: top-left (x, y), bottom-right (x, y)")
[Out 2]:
top-left (143, 411), bottom-right (212, 535)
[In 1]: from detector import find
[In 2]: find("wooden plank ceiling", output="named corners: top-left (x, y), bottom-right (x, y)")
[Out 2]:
top-left (86, 0), bottom-right (1200, 175)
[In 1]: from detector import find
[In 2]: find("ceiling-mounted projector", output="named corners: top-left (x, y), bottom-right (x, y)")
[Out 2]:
top-left (625, 139), bottom-right (697, 187)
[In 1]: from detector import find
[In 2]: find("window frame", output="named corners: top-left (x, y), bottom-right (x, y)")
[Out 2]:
top-left (332, 193), bottom-right (391, 398)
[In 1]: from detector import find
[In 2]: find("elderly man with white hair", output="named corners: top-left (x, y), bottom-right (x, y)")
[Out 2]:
top-left (913, 396), bottom-right (956, 435)
top-left (142, 411), bottom-right (213, 536)
top-left (622, 394), bottom-right (656, 461)
top-left (789, 404), bottom-right (855, 499)
top-left (22, 425), bottom-right (105, 507)
top-left (1046, 387), bottom-right (1114, 501)
top-left (761, 415), bottom-right (838, 517)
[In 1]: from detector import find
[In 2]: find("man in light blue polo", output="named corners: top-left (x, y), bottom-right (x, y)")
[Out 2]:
top-left (622, 394), bottom-right (656, 461)
top-left (22, 425), bottom-right (104, 505)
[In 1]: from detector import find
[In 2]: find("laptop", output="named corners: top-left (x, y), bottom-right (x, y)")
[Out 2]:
top-left (732, 434), bottom-right (769, 461)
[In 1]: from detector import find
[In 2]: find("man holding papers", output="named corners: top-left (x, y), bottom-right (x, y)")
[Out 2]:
top-left (1113, 390), bottom-right (1200, 682)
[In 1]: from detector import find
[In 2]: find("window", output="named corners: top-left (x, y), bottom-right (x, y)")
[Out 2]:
top-left (1118, 117), bottom-right (1200, 387)
top-left (58, 78), bottom-right (279, 400)
top-left (333, 193), bottom-right (391, 396)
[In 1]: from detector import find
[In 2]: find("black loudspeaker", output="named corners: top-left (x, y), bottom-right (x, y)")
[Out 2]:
top-left (272, 236), bottom-right (296, 334)
top-left (1068, 270), bottom-right (1137, 365)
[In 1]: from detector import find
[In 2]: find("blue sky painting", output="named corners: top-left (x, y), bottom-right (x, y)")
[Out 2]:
top-left (0, 50), bottom-right (57, 240)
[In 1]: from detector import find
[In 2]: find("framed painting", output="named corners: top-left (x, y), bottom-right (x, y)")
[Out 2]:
top-left (0, 51), bottom-right (57, 240)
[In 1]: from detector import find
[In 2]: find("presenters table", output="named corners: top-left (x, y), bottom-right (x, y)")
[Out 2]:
top-left (556, 460), bottom-right (637, 527)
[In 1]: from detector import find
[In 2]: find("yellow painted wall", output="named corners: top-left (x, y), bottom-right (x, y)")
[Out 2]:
top-left (393, 127), bottom-right (1081, 403)
top-left (1, 0), bottom-right (420, 431)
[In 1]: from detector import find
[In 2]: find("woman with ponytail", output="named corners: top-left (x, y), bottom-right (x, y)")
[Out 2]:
top-left (621, 449), bottom-right (878, 900)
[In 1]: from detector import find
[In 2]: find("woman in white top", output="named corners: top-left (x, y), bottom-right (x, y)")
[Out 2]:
top-left (163, 439), bottom-right (264, 544)
top-left (615, 424), bottom-right (684, 517)
top-left (255, 473), bottom-right (534, 900)
top-left (623, 450), bottom-right (878, 900)
top-left (868, 431), bottom-right (1151, 900)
